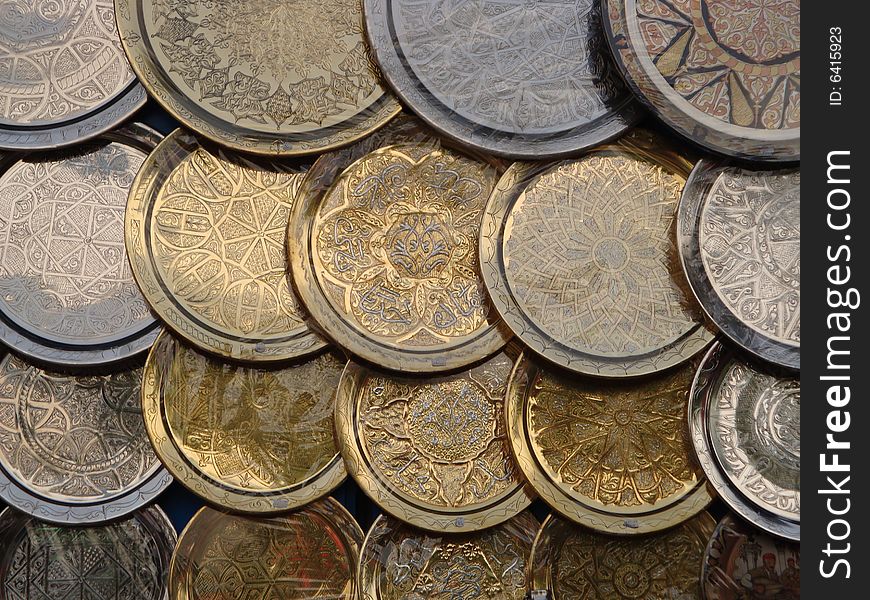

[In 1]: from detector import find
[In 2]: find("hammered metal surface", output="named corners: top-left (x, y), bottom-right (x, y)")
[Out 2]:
top-left (604, 0), bottom-right (800, 160)
top-left (291, 142), bottom-right (510, 373)
top-left (507, 352), bottom-right (712, 533)
top-left (170, 498), bottom-right (363, 600)
top-left (336, 347), bottom-right (533, 532)
top-left (125, 128), bottom-right (326, 363)
top-left (359, 512), bottom-right (538, 600)
top-left (364, 0), bottom-right (641, 158)
top-left (530, 512), bottom-right (716, 599)
top-left (679, 160), bottom-right (800, 369)
top-left (480, 129), bottom-right (713, 377)
top-left (0, 0), bottom-right (146, 149)
top-left (142, 331), bottom-right (346, 513)
top-left (0, 353), bottom-right (171, 524)
top-left (0, 124), bottom-right (161, 365)
top-left (115, 0), bottom-right (400, 155)
top-left (0, 505), bottom-right (176, 600)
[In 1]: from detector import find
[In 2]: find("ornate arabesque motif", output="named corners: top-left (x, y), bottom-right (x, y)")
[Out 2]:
top-left (0, 142), bottom-right (151, 343)
top-left (700, 168), bottom-right (800, 345)
top-left (0, 0), bottom-right (134, 125)
top-left (636, 0), bottom-right (800, 129)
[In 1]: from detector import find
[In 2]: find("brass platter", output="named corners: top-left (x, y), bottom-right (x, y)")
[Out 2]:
top-left (603, 0), bottom-right (800, 161)
top-left (506, 352), bottom-right (713, 534)
top-left (290, 139), bottom-right (511, 373)
top-left (0, 353), bottom-right (172, 524)
top-left (0, 505), bottom-right (176, 600)
top-left (142, 330), bottom-right (346, 513)
top-left (0, 123), bottom-right (162, 366)
top-left (114, 0), bottom-right (400, 155)
top-left (0, 0), bottom-right (145, 150)
top-left (678, 160), bottom-right (800, 370)
top-left (336, 345), bottom-right (533, 532)
top-left (480, 129), bottom-right (714, 377)
top-left (170, 498), bottom-right (364, 600)
top-left (530, 512), bottom-right (717, 599)
top-left (125, 128), bottom-right (326, 363)
top-left (358, 512), bottom-right (539, 600)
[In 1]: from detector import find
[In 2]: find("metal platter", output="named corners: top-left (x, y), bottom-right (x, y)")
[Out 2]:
top-left (336, 345), bottom-right (533, 532)
top-left (142, 330), bottom-right (346, 513)
top-left (690, 342), bottom-right (800, 541)
top-left (125, 128), bottom-right (326, 363)
top-left (0, 124), bottom-right (162, 366)
top-left (530, 512), bottom-right (716, 599)
top-left (702, 514), bottom-right (800, 600)
top-left (358, 512), bottom-right (538, 600)
top-left (0, 505), bottom-right (176, 600)
top-left (480, 129), bottom-right (714, 377)
top-left (0, 0), bottom-right (145, 150)
top-left (507, 351), bottom-right (713, 534)
top-left (0, 353), bottom-right (172, 524)
top-left (603, 0), bottom-right (800, 161)
top-left (170, 498), bottom-right (363, 600)
top-left (115, 0), bottom-right (400, 156)
top-left (290, 140), bottom-right (511, 373)
top-left (679, 160), bottom-right (800, 370)
top-left (364, 0), bottom-right (642, 159)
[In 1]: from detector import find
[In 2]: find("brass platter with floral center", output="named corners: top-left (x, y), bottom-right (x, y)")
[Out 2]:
top-left (115, 0), bottom-right (400, 155)
top-left (125, 128), bottom-right (326, 363)
top-left (336, 345), bottom-right (533, 532)
top-left (603, 0), bottom-right (800, 161)
top-left (170, 498), bottom-right (363, 600)
top-left (0, 353), bottom-right (172, 524)
top-left (359, 512), bottom-right (539, 600)
top-left (506, 352), bottom-right (713, 534)
top-left (480, 129), bottom-right (714, 377)
top-left (290, 140), bottom-right (511, 373)
top-left (529, 512), bottom-right (716, 599)
top-left (142, 330), bottom-right (346, 513)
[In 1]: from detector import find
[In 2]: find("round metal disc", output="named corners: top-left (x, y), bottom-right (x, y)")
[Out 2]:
top-left (359, 512), bottom-right (538, 600)
top-left (115, 0), bottom-right (400, 156)
top-left (125, 128), bottom-right (327, 363)
top-left (364, 0), bottom-right (642, 159)
top-left (290, 140), bottom-right (511, 373)
top-left (170, 498), bottom-right (363, 600)
top-left (690, 342), bottom-right (800, 540)
top-left (0, 123), bottom-right (162, 366)
top-left (0, 353), bottom-right (172, 524)
top-left (336, 345), bottom-right (533, 532)
top-left (679, 160), bottom-right (800, 369)
top-left (0, 505), bottom-right (176, 599)
top-left (507, 351), bottom-right (712, 534)
top-left (530, 512), bottom-right (716, 599)
top-left (0, 0), bottom-right (145, 150)
top-left (142, 330), bottom-right (346, 513)
top-left (480, 129), bottom-right (714, 377)
top-left (603, 0), bottom-right (800, 161)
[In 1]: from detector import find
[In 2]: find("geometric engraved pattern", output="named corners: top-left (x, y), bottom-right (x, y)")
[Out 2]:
top-left (0, 0), bottom-right (134, 126)
top-left (636, 0), bottom-right (800, 130)
top-left (0, 142), bottom-right (151, 344)
top-left (700, 168), bottom-right (800, 345)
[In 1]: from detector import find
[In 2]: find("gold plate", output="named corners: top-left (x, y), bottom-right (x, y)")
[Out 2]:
top-left (290, 141), bottom-right (511, 373)
top-left (170, 498), bottom-right (363, 600)
top-left (359, 512), bottom-right (539, 600)
top-left (336, 346), bottom-right (533, 532)
top-left (115, 0), bottom-right (400, 155)
top-left (142, 330), bottom-right (346, 513)
top-left (125, 128), bottom-right (326, 363)
top-left (480, 129), bottom-right (714, 377)
top-left (506, 352), bottom-right (713, 534)
top-left (530, 512), bottom-right (716, 599)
